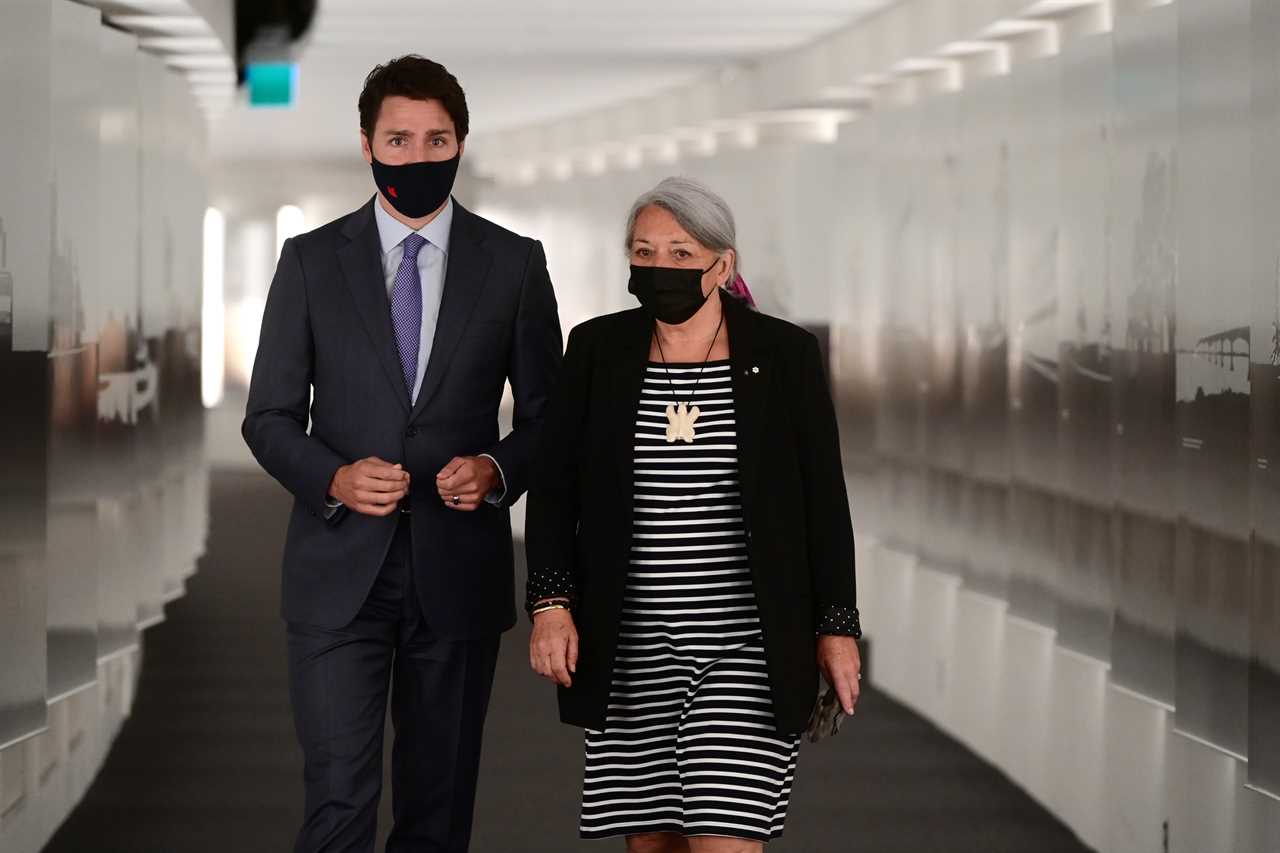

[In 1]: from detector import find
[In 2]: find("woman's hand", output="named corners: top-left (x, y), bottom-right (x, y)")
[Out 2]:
top-left (530, 608), bottom-right (578, 687)
top-left (817, 635), bottom-right (862, 715)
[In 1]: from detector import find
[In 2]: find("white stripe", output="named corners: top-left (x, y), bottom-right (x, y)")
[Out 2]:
top-left (629, 489), bottom-right (742, 494)
top-left (619, 617), bottom-right (764, 628)
top-left (621, 605), bottom-right (759, 616)
top-left (632, 517), bottom-right (744, 526)
top-left (672, 755), bottom-right (791, 775)
top-left (636, 396), bottom-right (733, 405)
top-left (630, 544), bottom-right (745, 554)
top-left (632, 479), bottom-right (742, 484)
top-left (623, 593), bottom-right (756, 605)
top-left (680, 769), bottom-right (792, 788)
top-left (625, 580), bottom-right (752, 590)
top-left (617, 627), bottom-right (761, 639)
top-left (627, 555), bottom-right (747, 560)
top-left (633, 505), bottom-right (743, 515)
top-left (642, 365), bottom-right (731, 373)
top-left (585, 782), bottom-right (681, 796)
top-left (631, 531), bottom-right (743, 540)
top-left (583, 770), bottom-right (678, 783)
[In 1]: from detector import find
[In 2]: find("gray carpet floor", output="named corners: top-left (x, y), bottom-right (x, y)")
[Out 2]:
top-left (43, 467), bottom-right (1093, 852)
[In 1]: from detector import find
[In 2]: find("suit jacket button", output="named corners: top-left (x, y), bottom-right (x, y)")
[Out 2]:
top-left (406, 426), bottom-right (418, 438)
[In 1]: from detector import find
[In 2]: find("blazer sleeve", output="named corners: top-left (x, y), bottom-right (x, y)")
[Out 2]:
top-left (797, 332), bottom-right (863, 638)
top-left (241, 236), bottom-right (349, 523)
top-left (523, 322), bottom-right (593, 616)
top-left (483, 239), bottom-right (563, 509)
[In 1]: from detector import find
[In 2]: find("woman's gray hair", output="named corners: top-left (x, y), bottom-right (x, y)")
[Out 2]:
top-left (624, 176), bottom-right (740, 279)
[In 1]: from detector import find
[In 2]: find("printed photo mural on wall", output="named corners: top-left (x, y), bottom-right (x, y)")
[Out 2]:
top-left (1055, 30), bottom-right (1115, 663)
top-left (1109, 1), bottom-right (1178, 707)
top-left (1173, 0), bottom-right (1252, 759)
top-left (958, 73), bottom-right (1012, 600)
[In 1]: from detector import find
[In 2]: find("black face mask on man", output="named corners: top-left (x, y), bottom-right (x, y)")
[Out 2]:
top-left (370, 151), bottom-right (460, 218)
top-left (628, 260), bottom-right (721, 325)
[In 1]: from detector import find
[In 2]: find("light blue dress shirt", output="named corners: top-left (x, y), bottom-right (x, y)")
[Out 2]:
top-left (324, 196), bottom-right (505, 516)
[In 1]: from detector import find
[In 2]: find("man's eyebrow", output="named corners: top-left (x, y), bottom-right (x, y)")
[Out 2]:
top-left (381, 128), bottom-right (453, 136)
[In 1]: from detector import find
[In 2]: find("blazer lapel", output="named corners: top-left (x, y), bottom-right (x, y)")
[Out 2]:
top-left (338, 196), bottom-right (410, 415)
top-left (409, 201), bottom-right (493, 422)
top-left (610, 310), bottom-right (653, 493)
top-left (726, 297), bottom-right (771, 527)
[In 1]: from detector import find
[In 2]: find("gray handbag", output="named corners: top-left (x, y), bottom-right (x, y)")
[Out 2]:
top-left (803, 678), bottom-right (847, 743)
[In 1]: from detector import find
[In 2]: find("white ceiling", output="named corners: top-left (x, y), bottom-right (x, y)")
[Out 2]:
top-left (208, 0), bottom-right (896, 164)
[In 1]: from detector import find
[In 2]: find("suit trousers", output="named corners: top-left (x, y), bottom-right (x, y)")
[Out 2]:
top-left (286, 512), bottom-right (501, 853)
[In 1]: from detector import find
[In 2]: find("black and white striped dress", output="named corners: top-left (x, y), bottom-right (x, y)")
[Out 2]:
top-left (578, 360), bottom-right (801, 842)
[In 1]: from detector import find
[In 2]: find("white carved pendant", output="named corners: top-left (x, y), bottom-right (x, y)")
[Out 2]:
top-left (665, 401), bottom-right (700, 443)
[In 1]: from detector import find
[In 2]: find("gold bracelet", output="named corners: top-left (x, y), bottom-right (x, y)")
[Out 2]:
top-left (532, 602), bottom-right (569, 616)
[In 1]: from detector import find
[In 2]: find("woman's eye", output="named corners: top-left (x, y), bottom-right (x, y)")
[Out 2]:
top-left (674, 250), bottom-right (690, 259)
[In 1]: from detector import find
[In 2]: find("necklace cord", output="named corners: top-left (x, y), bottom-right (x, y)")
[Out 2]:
top-left (652, 310), bottom-right (725, 408)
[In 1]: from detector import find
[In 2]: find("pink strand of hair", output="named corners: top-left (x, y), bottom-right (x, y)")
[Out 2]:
top-left (725, 273), bottom-right (757, 309)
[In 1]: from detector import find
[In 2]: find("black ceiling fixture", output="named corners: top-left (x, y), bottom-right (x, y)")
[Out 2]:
top-left (234, 0), bottom-right (317, 84)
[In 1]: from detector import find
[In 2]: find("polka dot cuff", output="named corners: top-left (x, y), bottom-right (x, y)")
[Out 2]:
top-left (817, 604), bottom-right (863, 638)
top-left (525, 566), bottom-right (578, 618)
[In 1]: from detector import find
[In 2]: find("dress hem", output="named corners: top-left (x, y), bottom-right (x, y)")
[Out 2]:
top-left (579, 826), bottom-right (786, 842)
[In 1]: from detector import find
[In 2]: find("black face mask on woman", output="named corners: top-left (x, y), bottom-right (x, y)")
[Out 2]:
top-left (370, 151), bottom-right (460, 218)
top-left (628, 260), bottom-right (720, 325)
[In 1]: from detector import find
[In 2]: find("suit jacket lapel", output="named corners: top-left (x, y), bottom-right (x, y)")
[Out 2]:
top-left (409, 201), bottom-right (493, 422)
top-left (338, 196), bottom-right (410, 416)
top-left (726, 297), bottom-right (770, 527)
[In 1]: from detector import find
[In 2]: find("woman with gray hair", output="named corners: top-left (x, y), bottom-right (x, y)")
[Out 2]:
top-left (524, 176), bottom-right (863, 852)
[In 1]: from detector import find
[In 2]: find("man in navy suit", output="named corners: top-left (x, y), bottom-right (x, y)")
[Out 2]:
top-left (242, 55), bottom-right (562, 852)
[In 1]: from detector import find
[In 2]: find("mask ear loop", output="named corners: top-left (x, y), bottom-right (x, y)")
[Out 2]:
top-left (706, 255), bottom-right (728, 291)
top-left (715, 256), bottom-right (739, 297)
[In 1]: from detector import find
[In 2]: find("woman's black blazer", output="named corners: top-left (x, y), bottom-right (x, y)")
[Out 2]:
top-left (525, 294), bottom-right (858, 735)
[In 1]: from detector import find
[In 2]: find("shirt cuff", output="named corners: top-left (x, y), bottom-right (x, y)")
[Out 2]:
top-left (323, 495), bottom-right (343, 520)
top-left (479, 453), bottom-right (507, 505)
top-left (816, 604), bottom-right (863, 638)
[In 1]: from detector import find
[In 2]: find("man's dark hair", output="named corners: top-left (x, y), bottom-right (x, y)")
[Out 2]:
top-left (358, 55), bottom-right (469, 142)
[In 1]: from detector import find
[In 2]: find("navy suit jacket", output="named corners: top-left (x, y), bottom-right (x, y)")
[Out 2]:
top-left (243, 195), bottom-right (562, 635)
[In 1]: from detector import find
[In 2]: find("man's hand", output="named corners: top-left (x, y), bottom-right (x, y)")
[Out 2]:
top-left (817, 635), bottom-right (862, 716)
top-left (530, 607), bottom-right (578, 687)
top-left (435, 455), bottom-right (500, 511)
top-left (328, 456), bottom-right (409, 516)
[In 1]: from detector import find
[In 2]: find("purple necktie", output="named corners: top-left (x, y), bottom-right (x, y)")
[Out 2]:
top-left (390, 233), bottom-right (427, 399)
